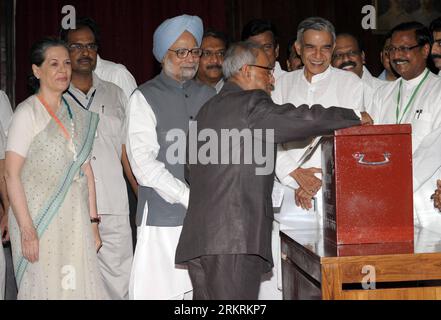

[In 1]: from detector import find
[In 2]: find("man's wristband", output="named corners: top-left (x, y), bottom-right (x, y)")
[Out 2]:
top-left (90, 216), bottom-right (101, 224)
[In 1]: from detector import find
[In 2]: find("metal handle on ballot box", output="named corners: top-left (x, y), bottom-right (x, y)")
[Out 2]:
top-left (353, 152), bottom-right (391, 166)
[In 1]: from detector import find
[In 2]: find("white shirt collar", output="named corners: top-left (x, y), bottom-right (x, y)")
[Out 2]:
top-left (362, 66), bottom-right (373, 81)
top-left (273, 61), bottom-right (286, 80)
top-left (69, 72), bottom-right (103, 96)
top-left (96, 54), bottom-right (102, 69)
top-left (302, 65), bottom-right (332, 84)
top-left (401, 68), bottom-right (429, 87)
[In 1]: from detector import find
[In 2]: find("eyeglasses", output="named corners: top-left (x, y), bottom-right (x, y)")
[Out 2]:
top-left (248, 64), bottom-right (275, 76)
top-left (201, 50), bottom-right (225, 58)
top-left (389, 44), bottom-right (422, 54)
top-left (168, 48), bottom-right (203, 59)
top-left (332, 50), bottom-right (361, 61)
top-left (68, 43), bottom-right (99, 52)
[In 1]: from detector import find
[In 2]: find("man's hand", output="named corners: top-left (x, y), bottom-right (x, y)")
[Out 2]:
top-left (0, 212), bottom-right (9, 243)
top-left (295, 187), bottom-right (314, 210)
top-left (431, 180), bottom-right (441, 211)
top-left (290, 167), bottom-right (322, 196)
top-left (290, 167), bottom-right (321, 210)
top-left (360, 112), bottom-right (374, 125)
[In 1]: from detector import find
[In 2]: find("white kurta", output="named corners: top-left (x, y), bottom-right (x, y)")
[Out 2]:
top-left (126, 90), bottom-right (191, 300)
top-left (273, 61), bottom-right (287, 81)
top-left (95, 55), bottom-right (138, 100)
top-left (371, 69), bottom-right (441, 235)
top-left (362, 66), bottom-right (386, 123)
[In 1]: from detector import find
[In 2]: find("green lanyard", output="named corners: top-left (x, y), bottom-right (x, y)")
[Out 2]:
top-left (396, 69), bottom-right (430, 124)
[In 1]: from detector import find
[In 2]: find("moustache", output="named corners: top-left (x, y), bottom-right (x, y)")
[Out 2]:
top-left (432, 54), bottom-right (441, 60)
top-left (206, 64), bottom-right (222, 70)
top-left (338, 61), bottom-right (357, 69)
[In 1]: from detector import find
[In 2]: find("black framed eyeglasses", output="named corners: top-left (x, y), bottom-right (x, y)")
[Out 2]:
top-left (168, 48), bottom-right (203, 59)
top-left (388, 44), bottom-right (422, 54)
top-left (68, 43), bottom-right (99, 52)
top-left (248, 64), bottom-right (275, 76)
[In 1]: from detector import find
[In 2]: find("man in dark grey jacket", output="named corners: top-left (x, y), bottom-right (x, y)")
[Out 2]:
top-left (175, 42), bottom-right (371, 300)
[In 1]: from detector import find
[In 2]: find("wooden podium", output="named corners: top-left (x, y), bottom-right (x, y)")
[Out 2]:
top-left (280, 227), bottom-right (441, 300)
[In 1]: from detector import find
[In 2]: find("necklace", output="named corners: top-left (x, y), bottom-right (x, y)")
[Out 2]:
top-left (37, 95), bottom-right (77, 161)
top-left (395, 69), bottom-right (430, 124)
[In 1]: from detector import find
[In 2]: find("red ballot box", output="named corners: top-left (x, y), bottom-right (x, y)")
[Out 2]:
top-left (321, 124), bottom-right (413, 245)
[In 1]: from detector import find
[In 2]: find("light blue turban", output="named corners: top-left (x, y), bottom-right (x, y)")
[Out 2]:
top-left (153, 14), bottom-right (204, 63)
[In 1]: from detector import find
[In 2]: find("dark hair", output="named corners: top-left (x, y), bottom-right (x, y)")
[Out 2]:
top-left (60, 16), bottom-right (101, 46)
top-left (241, 19), bottom-right (278, 44)
top-left (203, 28), bottom-right (229, 49)
top-left (430, 16), bottom-right (441, 33)
top-left (391, 21), bottom-right (433, 47)
top-left (28, 37), bottom-right (68, 93)
top-left (336, 32), bottom-right (364, 52)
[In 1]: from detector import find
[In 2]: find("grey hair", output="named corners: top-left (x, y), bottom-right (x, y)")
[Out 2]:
top-left (296, 17), bottom-right (336, 44)
top-left (222, 41), bottom-right (260, 79)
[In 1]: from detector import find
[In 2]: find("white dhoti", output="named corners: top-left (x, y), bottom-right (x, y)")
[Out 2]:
top-left (129, 205), bottom-right (192, 300)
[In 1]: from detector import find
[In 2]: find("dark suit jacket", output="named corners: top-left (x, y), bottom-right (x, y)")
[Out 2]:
top-left (175, 82), bottom-right (361, 272)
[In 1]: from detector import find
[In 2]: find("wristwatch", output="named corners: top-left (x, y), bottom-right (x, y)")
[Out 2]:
top-left (90, 216), bottom-right (101, 224)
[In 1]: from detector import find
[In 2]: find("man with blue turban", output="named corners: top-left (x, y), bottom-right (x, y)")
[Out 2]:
top-left (126, 14), bottom-right (215, 300)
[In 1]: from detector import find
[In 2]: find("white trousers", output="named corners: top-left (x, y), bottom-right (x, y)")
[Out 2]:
top-left (97, 215), bottom-right (133, 300)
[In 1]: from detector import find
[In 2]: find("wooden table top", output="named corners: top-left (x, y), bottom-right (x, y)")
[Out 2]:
top-left (280, 226), bottom-right (441, 259)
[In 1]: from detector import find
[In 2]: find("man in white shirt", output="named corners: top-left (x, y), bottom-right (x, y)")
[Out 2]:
top-left (195, 29), bottom-right (228, 93)
top-left (95, 55), bottom-right (138, 100)
top-left (370, 21), bottom-right (441, 235)
top-left (273, 17), bottom-right (367, 217)
top-left (332, 33), bottom-right (386, 119)
top-left (61, 17), bottom-right (133, 300)
top-left (430, 17), bottom-right (441, 74)
top-left (126, 14), bottom-right (215, 300)
top-left (263, 17), bottom-right (369, 301)
top-left (241, 19), bottom-right (286, 80)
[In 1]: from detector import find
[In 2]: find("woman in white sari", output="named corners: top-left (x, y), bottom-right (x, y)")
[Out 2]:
top-left (5, 38), bottom-right (106, 299)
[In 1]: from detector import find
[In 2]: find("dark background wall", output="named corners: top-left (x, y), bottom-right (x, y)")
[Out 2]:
top-left (14, 0), bottom-right (386, 105)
